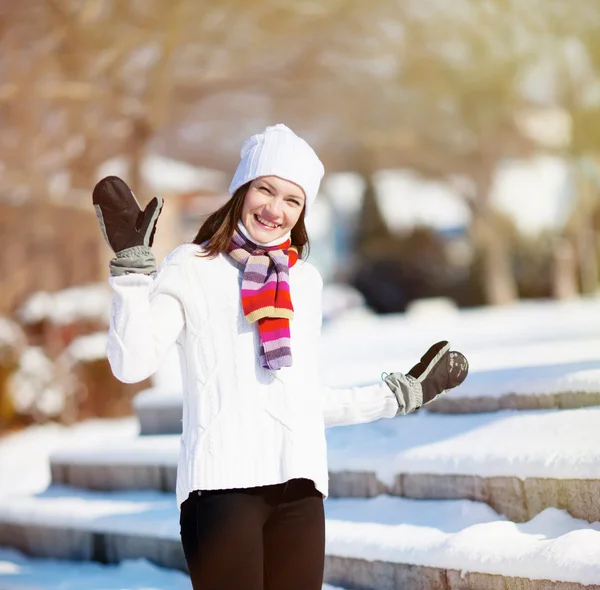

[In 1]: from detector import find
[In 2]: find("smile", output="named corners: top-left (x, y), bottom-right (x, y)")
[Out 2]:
top-left (255, 214), bottom-right (281, 229)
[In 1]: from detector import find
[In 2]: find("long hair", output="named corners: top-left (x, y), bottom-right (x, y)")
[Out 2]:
top-left (192, 182), bottom-right (310, 259)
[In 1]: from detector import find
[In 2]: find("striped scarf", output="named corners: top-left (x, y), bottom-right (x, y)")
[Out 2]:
top-left (228, 229), bottom-right (299, 370)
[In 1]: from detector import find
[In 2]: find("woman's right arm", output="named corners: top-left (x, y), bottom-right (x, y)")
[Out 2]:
top-left (107, 271), bottom-right (185, 384)
top-left (92, 175), bottom-right (185, 383)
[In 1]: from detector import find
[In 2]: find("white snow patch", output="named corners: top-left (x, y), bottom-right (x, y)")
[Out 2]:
top-left (325, 500), bottom-right (600, 585)
top-left (63, 332), bottom-right (108, 363)
top-left (0, 547), bottom-right (345, 590)
top-left (323, 172), bottom-right (365, 216)
top-left (0, 317), bottom-right (25, 349)
top-left (326, 407), bottom-right (600, 484)
top-left (0, 548), bottom-right (194, 590)
top-left (50, 434), bottom-right (179, 465)
top-left (9, 348), bottom-right (68, 417)
top-left (375, 169), bottom-right (471, 232)
top-left (0, 418), bottom-right (138, 498)
top-left (320, 297), bottom-right (600, 395)
top-left (18, 284), bottom-right (112, 326)
top-left (490, 156), bottom-right (572, 236)
top-left (39, 406), bottom-right (600, 483)
top-left (97, 155), bottom-right (227, 194)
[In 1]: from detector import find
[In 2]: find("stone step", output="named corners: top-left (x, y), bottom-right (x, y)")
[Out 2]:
top-left (427, 365), bottom-right (600, 414)
top-left (1, 487), bottom-right (599, 590)
top-left (50, 407), bottom-right (600, 523)
top-left (134, 396), bottom-right (182, 436)
top-left (135, 363), bottom-right (600, 435)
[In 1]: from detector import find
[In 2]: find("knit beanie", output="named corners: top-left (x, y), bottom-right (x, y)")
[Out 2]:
top-left (228, 124), bottom-right (325, 218)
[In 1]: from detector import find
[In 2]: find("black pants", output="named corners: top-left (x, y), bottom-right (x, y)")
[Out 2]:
top-left (179, 478), bottom-right (325, 590)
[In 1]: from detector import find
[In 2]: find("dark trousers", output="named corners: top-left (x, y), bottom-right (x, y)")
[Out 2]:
top-left (179, 477), bottom-right (325, 590)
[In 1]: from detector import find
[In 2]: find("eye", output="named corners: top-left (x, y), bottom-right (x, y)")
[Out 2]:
top-left (259, 185), bottom-right (272, 194)
top-left (288, 199), bottom-right (302, 207)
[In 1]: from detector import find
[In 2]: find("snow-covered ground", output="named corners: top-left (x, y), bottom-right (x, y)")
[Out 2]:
top-left (2, 480), bottom-right (600, 586)
top-left (43, 407), bottom-right (600, 486)
top-left (0, 547), bottom-right (344, 590)
top-left (2, 297), bottom-right (600, 588)
top-left (134, 295), bottom-right (600, 410)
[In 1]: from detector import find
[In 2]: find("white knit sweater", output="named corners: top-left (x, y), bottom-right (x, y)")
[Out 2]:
top-left (107, 244), bottom-right (399, 507)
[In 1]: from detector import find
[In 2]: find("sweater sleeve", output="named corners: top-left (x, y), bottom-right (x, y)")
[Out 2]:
top-left (322, 382), bottom-right (399, 427)
top-left (106, 251), bottom-right (186, 384)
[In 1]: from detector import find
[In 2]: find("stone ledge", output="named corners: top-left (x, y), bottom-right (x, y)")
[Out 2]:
top-left (393, 473), bottom-right (600, 523)
top-left (0, 521), bottom-right (186, 572)
top-left (323, 555), bottom-right (596, 590)
top-left (134, 392), bottom-right (600, 432)
top-left (50, 462), bottom-right (176, 493)
top-left (137, 405), bottom-right (182, 435)
top-left (427, 392), bottom-right (600, 414)
top-left (49, 461), bottom-right (600, 523)
top-left (1, 521), bottom-right (594, 590)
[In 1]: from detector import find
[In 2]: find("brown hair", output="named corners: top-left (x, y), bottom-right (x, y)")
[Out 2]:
top-left (192, 182), bottom-right (310, 259)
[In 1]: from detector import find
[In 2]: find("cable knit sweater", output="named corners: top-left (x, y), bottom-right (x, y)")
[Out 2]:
top-left (107, 243), bottom-right (399, 507)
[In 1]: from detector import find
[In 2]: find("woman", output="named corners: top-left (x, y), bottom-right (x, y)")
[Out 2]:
top-left (92, 124), bottom-right (468, 590)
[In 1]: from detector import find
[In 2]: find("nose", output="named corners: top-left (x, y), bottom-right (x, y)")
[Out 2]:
top-left (263, 197), bottom-right (283, 219)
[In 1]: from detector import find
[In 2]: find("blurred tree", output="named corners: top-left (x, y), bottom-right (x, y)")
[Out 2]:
top-left (287, 0), bottom-right (536, 305)
top-left (0, 0), bottom-right (352, 201)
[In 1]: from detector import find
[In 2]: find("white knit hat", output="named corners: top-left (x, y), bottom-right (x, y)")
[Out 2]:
top-left (228, 124), bottom-right (325, 217)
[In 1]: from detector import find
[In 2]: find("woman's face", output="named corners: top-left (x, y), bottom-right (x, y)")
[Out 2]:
top-left (241, 176), bottom-right (306, 244)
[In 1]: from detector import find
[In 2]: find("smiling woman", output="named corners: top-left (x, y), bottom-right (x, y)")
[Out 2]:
top-left (92, 123), bottom-right (468, 590)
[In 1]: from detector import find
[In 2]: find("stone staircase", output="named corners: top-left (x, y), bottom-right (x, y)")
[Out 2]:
top-left (1, 396), bottom-right (600, 588)
top-left (2, 299), bottom-right (600, 589)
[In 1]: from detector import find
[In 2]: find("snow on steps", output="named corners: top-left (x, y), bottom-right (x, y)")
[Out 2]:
top-left (1, 488), bottom-right (599, 590)
top-left (49, 407), bottom-right (600, 523)
top-left (134, 360), bottom-right (600, 435)
top-left (427, 365), bottom-right (600, 414)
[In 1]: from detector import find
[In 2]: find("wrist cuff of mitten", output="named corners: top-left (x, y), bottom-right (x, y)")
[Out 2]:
top-left (109, 245), bottom-right (156, 276)
top-left (383, 373), bottom-right (423, 416)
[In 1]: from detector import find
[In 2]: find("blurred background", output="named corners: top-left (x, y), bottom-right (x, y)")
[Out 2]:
top-left (1, 0), bottom-right (599, 431)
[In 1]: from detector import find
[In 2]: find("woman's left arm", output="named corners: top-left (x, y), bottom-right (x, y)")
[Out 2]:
top-left (322, 342), bottom-right (469, 427)
top-left (306, 264), bottom-right (468, 428)
top-left (321, 381), bottom-right (400, 427)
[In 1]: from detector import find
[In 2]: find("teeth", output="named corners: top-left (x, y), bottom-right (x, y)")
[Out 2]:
top-left (256, 214), bottom-right (280, 229)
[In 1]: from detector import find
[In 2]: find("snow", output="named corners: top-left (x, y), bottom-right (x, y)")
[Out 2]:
top-left (319, 296), bottom-right (600, 395)
top-left (326, 504), bottom-right (600, 585)
top-left (375, 169), bottom-right (471, 232)
top-left (490, 156), bottom-right (572, 236)
top-left (0, 549), bottom-right (194, 590)
top-left (3, 298), bottom-right (600, 587)
top-left (17, 284), bottom-right (112, 326)
top-left (63, 332), bottom-right (108, 363)
top-left (8, 348), bottom-right (68, 418)
top-left (321, 283), bottom-right (368, 324)
top-left (1, 486), bottom-right (599, 586)
top-left (133, 296), bottom-right (600, 408)
top-left (0, 317), bottom-right (25, 349)
top-left (96, 156), bottom-right (227, 195)
top-left (0, 418), bottom-right (138, 498)
top-left (50, 434), bottom-right (179, 466)
top-left (322, 172), bottom-right (365, 216)
top-left (323, 157), bottom-right (573, 236)
top-left (0, 548), bottom-right (345, 590)
top-left (46, 406), bottom-right (600, 483)
top-left (328, 407), bottom-right (600, 484)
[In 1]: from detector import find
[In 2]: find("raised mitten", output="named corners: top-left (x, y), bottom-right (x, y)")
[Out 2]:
top-left (383, 341), bottom-right (469, 415)
top-left (92, 175), bottom-right (163, 276)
